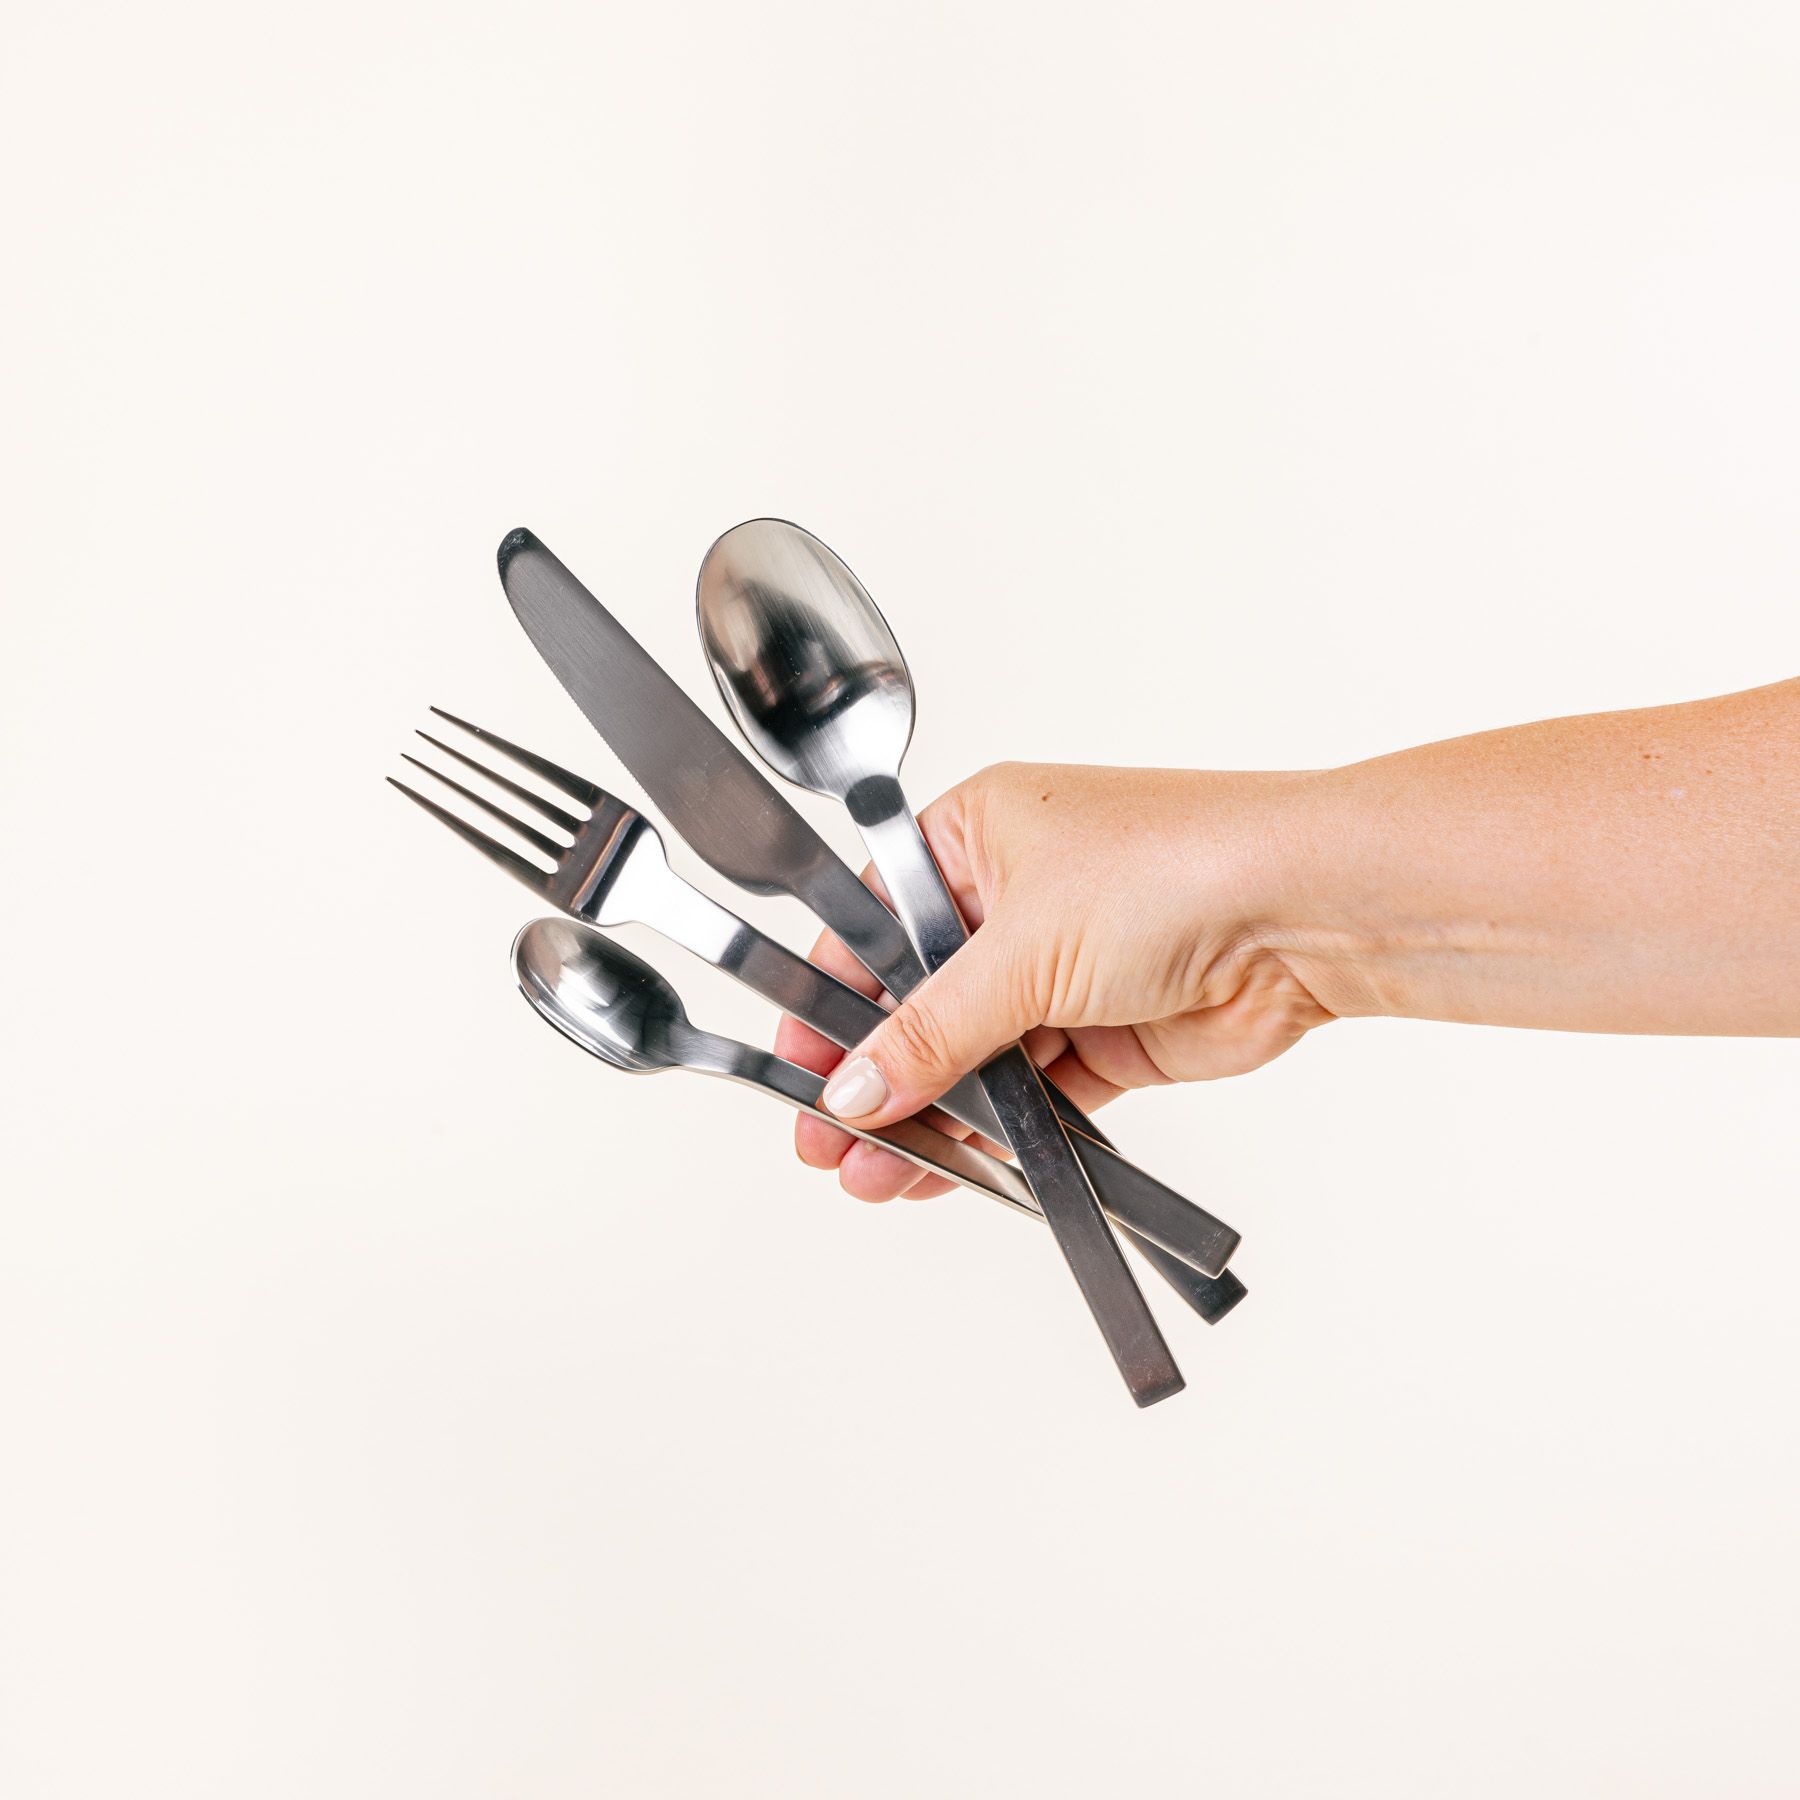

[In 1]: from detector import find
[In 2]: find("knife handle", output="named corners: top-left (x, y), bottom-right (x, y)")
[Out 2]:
top-left (972, 1046), bottom-right (1183, 1406)
top-left (1128, 1241), bottom-right (1247, 1326)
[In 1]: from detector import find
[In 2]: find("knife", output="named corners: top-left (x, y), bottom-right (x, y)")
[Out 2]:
top-left (496, 527), bottom-right (1247, 1326)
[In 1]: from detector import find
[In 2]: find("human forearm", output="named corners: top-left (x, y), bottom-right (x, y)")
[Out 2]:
top-left (1267, 679), bottom-right (1800, 1036)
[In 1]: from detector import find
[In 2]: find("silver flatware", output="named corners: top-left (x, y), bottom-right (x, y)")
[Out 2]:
top-left (498, 530), bottom-right (1066, 1106)
top-left (498, 528), bottom-right (921, 996)
top-left (389, 709), bottom-right (1244, 1301)
top-left (516, 915), bottom-right (1049, 1223)
top-left (492, 531), bottom-right (1245, 1321)
top-left (696, 519), bottom-right (1179, 1405)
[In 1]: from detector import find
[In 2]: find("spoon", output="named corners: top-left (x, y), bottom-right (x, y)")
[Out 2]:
top-left (696, 519), bottom-right (1181, 1406)
top-left (517, 915), bottom-right (1061, 1224)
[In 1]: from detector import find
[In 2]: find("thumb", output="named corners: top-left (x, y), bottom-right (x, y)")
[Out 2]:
top-left (818, 921), bottom-right (1042, 1126)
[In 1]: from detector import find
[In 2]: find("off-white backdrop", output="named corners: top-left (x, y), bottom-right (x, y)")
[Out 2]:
top-left (3, 4), bottom-right (1796, 1795)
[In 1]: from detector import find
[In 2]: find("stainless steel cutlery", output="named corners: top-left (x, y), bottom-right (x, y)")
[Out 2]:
top-left (390, 708), bottom-right (1245, 1301)
top-left (496, 529), bottom-right (923, 993)
top-left (395, 520), bottom-right (1255, 1403)
top-left (497, 529), bottom-right (1154, 1148)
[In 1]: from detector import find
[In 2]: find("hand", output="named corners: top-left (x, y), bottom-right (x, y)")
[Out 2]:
top-left (776, 681), bottom-right (1800, 1201)
top-left (773, 761), bottom-right (1337, 1201)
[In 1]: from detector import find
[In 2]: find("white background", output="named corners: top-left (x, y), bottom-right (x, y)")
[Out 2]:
top-left (3, 3), bottom-right (1797, 1795)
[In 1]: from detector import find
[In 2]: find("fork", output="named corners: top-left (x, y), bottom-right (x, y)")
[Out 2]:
top-left (390, 709), bottom-right (1246, 1318)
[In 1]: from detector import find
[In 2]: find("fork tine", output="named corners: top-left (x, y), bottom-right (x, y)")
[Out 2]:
top-left (427, 708), bottom-right (604, 806)
top-left (386, 778), bottom-right (555, 895)
top-left (397, 755), bottom-right (568, 861)
top-left (414, 731), bottom-right (586, 833)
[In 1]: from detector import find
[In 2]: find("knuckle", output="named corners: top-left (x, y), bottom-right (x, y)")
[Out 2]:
top-left (881, 1002), bottom-right (959, 1079)
top-left (1043, 952), bottom-right (1097, 1025)
top-left (986, 927), bottom-right (1051, 1016)
top-left (968, 760), bottom-right (1035, 807)
top-left (967, 760), bottom-right (1053, 851)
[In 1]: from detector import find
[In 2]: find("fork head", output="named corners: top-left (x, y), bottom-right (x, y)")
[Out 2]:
top-left (388, 708), bottom-right (669, 924)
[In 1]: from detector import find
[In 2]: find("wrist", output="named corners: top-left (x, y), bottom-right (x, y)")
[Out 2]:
top-left (1232, 765), bottom-right (1420, 1024)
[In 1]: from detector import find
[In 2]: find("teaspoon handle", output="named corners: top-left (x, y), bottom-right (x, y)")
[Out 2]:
top-left (711, 1044), bottom-right (1038, 1218)
top-left (845, 782), bottom-right (973, 971)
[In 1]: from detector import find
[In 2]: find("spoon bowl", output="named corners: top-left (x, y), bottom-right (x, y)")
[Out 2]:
top-left (513, 917), bottom-right (687, 1075)
top-left (696, 518), bottom-right (915, 804)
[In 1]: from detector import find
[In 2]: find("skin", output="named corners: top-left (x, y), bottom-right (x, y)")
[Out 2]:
top-left (775, 677), bottom-right (1800, 1201)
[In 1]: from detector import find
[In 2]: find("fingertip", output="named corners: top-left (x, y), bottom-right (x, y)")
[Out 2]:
top-left (775, 1013), bottom-right (844, 1074)
top-left (854, 860), bottom-right (895, 912)
top-left (796, 1113), bottom-right (855, 1169)
top-left (838, 1140), bottom-right (922, 1203)
top-left (818, 1054), bottom-right (892, 1123)
top-left (903, 1176), bottom-right (957, 1201)
top-left (1038, 1045), bottom-right (1129, 1114)
top-left (808, 928), bottom-right (888, 999)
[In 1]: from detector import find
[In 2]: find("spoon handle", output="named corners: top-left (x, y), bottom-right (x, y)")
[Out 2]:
top-left (712, 1044), bottom-right (1037, 1213)
top-left (854, 801), bottom-right (1183, 1407)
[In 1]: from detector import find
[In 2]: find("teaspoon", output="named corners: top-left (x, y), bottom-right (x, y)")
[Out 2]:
top-left (516, 920), bottom-right (1241, 1323)
top-left (518, 916), bottom-right (1062, 1225)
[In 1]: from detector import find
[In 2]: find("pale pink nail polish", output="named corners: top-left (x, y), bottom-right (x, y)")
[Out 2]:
top-left (821, 1056), bottom-right (888, 1118)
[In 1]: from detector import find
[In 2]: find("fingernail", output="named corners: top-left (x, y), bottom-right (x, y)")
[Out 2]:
top-left (821, 1056), bottom-right (888, 1119)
